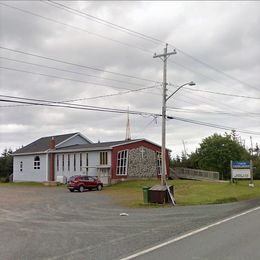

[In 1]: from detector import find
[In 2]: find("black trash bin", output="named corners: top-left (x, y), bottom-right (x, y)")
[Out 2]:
top-left (148, 185), bottom-right (174, 204)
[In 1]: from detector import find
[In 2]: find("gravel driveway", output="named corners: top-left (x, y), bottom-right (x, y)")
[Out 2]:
top-left (0, 185), bottom-right (259, 260)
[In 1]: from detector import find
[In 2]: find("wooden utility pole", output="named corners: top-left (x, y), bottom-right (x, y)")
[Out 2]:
top-left (153, 43), bottom-right (176, 186)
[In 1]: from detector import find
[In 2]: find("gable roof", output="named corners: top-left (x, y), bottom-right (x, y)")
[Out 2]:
top-left (13, 133), bottom-right (169, 155)
top-left (13, 133), bottom-right (82, 155)
top-left (55, 139), bottom-right (143, 152)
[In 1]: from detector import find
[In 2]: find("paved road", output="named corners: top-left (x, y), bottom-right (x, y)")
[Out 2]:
top-left (0, 185), bottom-right (259, 260)
top-left (124, 207), bottom-right (260, 260)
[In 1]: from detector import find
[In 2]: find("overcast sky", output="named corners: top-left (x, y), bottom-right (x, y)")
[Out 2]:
top-left (0, 1), bottom-right (260, 157)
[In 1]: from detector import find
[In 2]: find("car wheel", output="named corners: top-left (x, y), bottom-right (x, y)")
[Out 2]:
top-left (79, 186), bottom-right (84, 192)
top-left (97, 184), bottom-right (102, 191)
top-left (69, 189), bottom-right (74, 192)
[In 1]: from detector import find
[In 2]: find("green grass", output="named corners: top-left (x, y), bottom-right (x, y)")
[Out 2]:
top-left (103, 179), bottom-right (260, 207)
top-left (0, 181), bottom-right (45, 186)
top-left (2, 179), bottom-right (260, 208)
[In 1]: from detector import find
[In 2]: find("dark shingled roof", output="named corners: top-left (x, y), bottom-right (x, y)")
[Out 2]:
top-left (56, 139), bottom-right (142, 151)
top-left (13, 133), bottom-right (78, 154)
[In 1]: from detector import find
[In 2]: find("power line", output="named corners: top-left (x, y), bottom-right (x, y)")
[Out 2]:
top-left (1, 95), bottom-right (259, 136)
top-left (185, 87), bottom-right (260, 100)
top-left (43, 1), bottom-right (259, 92)
top-left (45, 0), bottom-right (163, 45)
top-left (2, 2), bottom-right (257, 94)
top-left (169, 45), bottom-right (260, 93)
top-left (0, 84), bottom-right (159, 108)
top-left (169, 116), bottom-right (260, 136)
top-left (0, 96), bottom-right (160, 117)
top-left (0, 65), bottom-right (161, 94)
top-left (0, 46), bottom-right (158, 84)
top-left (168, 83), bottom-right (260, 100)
top-left (167, 107), bottom-right (260, 117)
top-left (0, 56), bottom-right (156, 89)
top-left (0, 2), bottom-right (151, 54)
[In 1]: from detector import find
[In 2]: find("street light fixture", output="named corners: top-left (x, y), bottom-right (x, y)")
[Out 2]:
top-left (166, 81), bottom-right (196, 101)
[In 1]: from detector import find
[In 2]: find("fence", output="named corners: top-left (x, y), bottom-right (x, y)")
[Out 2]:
top-left (171, 167), bottom-right (219, 181)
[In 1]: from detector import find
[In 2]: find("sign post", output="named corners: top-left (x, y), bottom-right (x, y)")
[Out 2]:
top-left (249, 160), bottom-right (254, 187)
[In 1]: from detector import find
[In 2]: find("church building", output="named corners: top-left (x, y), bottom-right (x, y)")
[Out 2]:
top-left (12, 132), bottom-right (170, 184)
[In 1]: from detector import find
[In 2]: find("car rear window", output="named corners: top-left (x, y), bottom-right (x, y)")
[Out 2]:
top-left (68, 176), bottom-right (79, 181)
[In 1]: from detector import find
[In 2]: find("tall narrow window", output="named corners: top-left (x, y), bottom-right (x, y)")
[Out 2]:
top-left (156, 152), bottom-right (162, 175)
top-left (68, 154), bottom-right (70, 171)
top-left (80, 153), bottom-right (82, 171)
top-left (100, 151), bottom-right (108, 165)
top-left (57, 154), bottom-right (59, 172)
top-left (62, 154), bottom-right (64, 171)
top-left (73, 154), bottom-right (76, 171)
top-left (116, 150), bottom-right (128, 175)
top-left (86, 153), bottom-right (88, 174)
top-left (20, 161), bottom-right (23, 172)
top-left (34, 156), bottom-right (40, 170)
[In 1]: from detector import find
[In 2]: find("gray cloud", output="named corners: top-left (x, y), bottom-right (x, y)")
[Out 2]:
top-left (0, 1), bottom-right (260, 157)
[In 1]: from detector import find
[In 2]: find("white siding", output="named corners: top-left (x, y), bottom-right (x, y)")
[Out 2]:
top-left (57, 135), bottom-right (90, 148)
top-left (13, 154), bottom-right (48, 182)
top-left (54, 151), bottom-right (111, 180)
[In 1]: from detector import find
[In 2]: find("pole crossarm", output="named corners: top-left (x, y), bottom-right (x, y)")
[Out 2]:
top-left (153, 50), bottom-right (177, 59)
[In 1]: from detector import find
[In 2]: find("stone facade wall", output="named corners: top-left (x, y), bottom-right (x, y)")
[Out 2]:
top-left (127, 146), bottom-right (158, 178)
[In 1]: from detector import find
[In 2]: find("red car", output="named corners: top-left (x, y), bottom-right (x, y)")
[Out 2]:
top-left (67, 175), bottom-right (103, 192)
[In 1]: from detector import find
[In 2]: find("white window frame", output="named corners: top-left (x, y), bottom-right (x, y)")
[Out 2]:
top-left (20, 161), bottom-right (23, 172)
top-left (57, 154), bottom-right (59, 172)
top-left (68, 154), bottom-right (70, 171)
top-left (73, 154), bottom-right (76, 171)
top-left (80, 153), bottom-right (82, 171)
top-left (34, 156), bottom-right (40, 170)
top-left (62, 154), bottom-right (64, 172)
top-left (156, 152), bottom-right (162, 175)
top-left (100, 151), bottom-right (108, 165)
top-left (116, 150), bottom-right (128, 176)
top-left (85, 153), bottom-right (88, 174)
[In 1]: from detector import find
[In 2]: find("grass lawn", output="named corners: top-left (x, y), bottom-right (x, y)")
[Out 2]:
top-left (103, 179), bottom-right (260, 207)
top-left (0, 182), bottom-right (46, 187)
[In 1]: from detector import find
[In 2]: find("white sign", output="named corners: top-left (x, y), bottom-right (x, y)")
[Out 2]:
top-left (232, 168), bottom-right (250, 179)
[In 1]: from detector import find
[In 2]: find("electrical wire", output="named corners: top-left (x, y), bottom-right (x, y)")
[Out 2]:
top-left (0, 65), bottom-right (162, 94)
top-left (168, 83), bottom-right (260, 100)
top-left (45, 0), bottom-right (163, 46)
top-left (167, 107), bottom-right (260, 117)
top-left (0, 46), bottom-right (158, 84)
top-left (43, 1), bottom-right (259, 92)
top-left (2, 2), bottom-right (258, 94)
top-left (0, 84), bottom-right (159, 108)
top-left (1, 95), bottom-right (259, 136)
top-left (0, 2), bottom-right (151, 54)
top-left (0, 96), bottom-right (160, 117)
top-left (184, 87), bottom-right (260, 100)
top-left (169, 116), bottom-right (260, 136)
top-left (0, 56), bottom-right (157, 89)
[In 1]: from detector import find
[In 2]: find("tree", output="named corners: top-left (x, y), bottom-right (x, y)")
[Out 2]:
top-left (0, 148), bottom-right (13, 181)
top-left (190, 133), bottom-right (250, 179)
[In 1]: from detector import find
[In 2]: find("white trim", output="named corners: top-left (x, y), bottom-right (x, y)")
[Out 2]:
top-left (13, 151), bottom-right (47, 156)
top-left (51, 146), bottom-right (111, 154)
top-left (13, 138), bottom-right (169, 156)
top-left (120, 206), bottom-right (260, 260)
top-left (55, 132), bottom-right (92, 148)
top-left (46, 153), bottom-right (49, 181)
top-left (116, 149), bottom-right (128, 176)
top-left (111, 139), bottom-right (172, 152)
